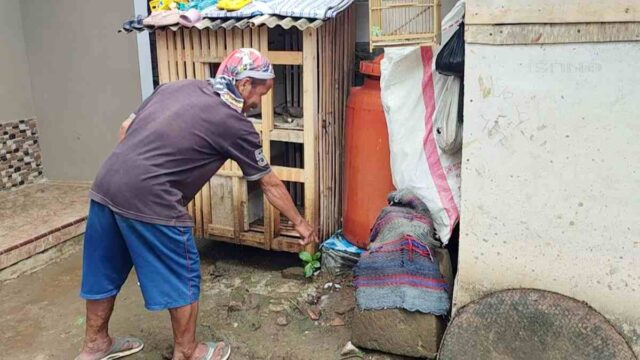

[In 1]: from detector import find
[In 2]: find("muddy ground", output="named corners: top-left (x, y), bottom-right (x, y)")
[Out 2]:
top-left (0, 238), bottom-right (412, 360)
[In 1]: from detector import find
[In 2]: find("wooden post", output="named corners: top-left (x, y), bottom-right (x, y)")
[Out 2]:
top-left (156, 30), bottom-right (170, 84)
top-left (302, 28), bottom-right (318, 253)
top-left (259, 26), bottom-right (274, 249)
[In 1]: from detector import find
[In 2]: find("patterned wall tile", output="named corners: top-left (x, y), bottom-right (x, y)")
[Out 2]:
top-left (0, 119), bottom-right (43, 190)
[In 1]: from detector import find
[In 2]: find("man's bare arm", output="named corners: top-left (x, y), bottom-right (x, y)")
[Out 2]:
top-left (258, 172), bottom-right (318, 246)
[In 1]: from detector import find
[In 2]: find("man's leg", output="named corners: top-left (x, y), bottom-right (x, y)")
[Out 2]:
top-left (78, 297), bottom-right (116, 358)
top-left (170, 301), bottom-right (210, 360)
top-left (78, 201), bottom-right (137, 359)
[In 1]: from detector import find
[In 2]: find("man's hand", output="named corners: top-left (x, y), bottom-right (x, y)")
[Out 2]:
top-left (294, 218), bottom-right (319, 246)
top-left (259, 172), bottom-right (320, 247)
top-left (118, 114), bottom-right (135, 143)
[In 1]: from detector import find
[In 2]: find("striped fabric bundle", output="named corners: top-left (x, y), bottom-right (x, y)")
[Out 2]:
top-left (354, 190), bottom-right (450, 315)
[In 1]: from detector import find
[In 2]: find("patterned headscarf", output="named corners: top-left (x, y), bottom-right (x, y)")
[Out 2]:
top-left (209, 48), bottom-right (275, 113)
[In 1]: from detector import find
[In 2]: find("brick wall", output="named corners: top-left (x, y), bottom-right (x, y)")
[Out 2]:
top-left (0, 118), bottom-right (43, 190)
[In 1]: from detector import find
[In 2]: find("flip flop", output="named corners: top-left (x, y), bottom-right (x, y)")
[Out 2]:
top-left (74, 337), bottom-right (144, 360)
top-left (198, 341), bottom-right (231, 360)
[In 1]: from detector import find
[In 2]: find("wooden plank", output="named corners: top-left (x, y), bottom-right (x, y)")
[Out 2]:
top-left (184, 29), bottom-right (195, 79)
top-left (239, 232), bottom-right (269, 249)
top-left (243, 28), bottom-right (251, 47)
top-left (207, 225), bottom-right (235, 239)
top-left (233, 28), bottom-right (243, 51)
top-left (208, 29), bottom-right (217, 58)
top-left (272, 166), bottom-right (304, 183)
top-left (270, 129), bottom-right (304, 143)
top-left (211, 176), bottom-right (235, 231)
top-left (320, 22), bottom-right (329, 241)
top-left (434, 0), bottom-right (441, 44)
top-left (167, 30), bottom-right (178, 81)
top-left (194, 190), bottom-right (203, 238)
top-left (466, 0), bottom-right (640, 25)
top-left (218, 29), bottom-right (226, 57)
top-left (225, 29), bottom-right (234, 55)
top-left (267, 51), bottom-right (304, 65)
top-left (193, 29), bottom-right (206, 80)
top-left (258, 26), bottom-right (274, 247)
top-left (175, 29), bottom-right (186, 79)
top-left (202, 179), bottom-right (212, 233)
top-left (251, 27), bottom-right (260, 49)
top-left (156, 31), bottom-right (171, 84)
top-left (302, 28), bottom-right (319, 253)
top-left (271, 236), bottom-right (304, 253)
top-left (466, 22), bottom-right (640, 45)
top-left (232, 176), bottom-right (243, 240)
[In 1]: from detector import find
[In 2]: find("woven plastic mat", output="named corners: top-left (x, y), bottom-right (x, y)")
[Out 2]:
top-left (439, 289), bottom-right (636, 360)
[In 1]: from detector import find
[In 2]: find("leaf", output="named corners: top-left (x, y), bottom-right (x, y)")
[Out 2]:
top-left (304, 263), bottom-right (314, 277)
top-left (313, 252), bottom-right (322, 261)
top-left (312, 261), bottom-right (321, 269)
top-left (299, 251), bottom-right (313, 263)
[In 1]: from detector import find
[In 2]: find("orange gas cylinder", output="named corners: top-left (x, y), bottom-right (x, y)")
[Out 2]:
top-left (342, 55), bottom-right (395, 249)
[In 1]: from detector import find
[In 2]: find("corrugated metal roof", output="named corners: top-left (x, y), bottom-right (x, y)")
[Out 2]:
top-left (124, 15), bottom-right (324, 33)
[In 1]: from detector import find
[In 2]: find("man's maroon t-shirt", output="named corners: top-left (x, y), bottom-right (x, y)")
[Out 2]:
top-left (90, 80), bottom-right (270, 227)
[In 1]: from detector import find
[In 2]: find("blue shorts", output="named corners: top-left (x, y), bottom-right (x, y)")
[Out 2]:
top-left (80, 200), bottom-right (201, 310)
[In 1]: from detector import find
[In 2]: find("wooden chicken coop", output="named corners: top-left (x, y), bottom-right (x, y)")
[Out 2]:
top-left (152, 7), bottom-right (356, 253)
top-left (368, 0), bottom-right (441, 49)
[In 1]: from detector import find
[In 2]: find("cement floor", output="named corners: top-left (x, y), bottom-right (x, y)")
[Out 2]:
top-left (0, 181), bottom-right (90, 269)
top-left (0, 239), bottom-right (410, 360)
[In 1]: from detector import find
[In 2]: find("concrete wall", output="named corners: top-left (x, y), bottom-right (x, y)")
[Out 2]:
top-left (20, 0), bottom-right (142, 181)
top-left (0, 0), bottom-right (35, 123)
top-left (456, 42), bottom-right (640, 355)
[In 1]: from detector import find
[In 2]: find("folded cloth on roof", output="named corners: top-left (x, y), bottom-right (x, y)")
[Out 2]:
top-left (179, 9), bottom-right (203, 27)
top-left (143, 10), bottom-right (181, 27)
top-left (201, 0), bottom-right (354, 20)
top-left (354, 189), bottom-right (450, 315)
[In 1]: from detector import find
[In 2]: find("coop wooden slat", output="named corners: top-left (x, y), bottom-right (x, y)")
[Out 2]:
top-left (176, 29), bottom-right (186, 79)
top-left (251, 27), bottom-right (260, 49)
top-left (267, 51), bottom-right (304, 65)
top-left (233, 28), bottom-right (243, 51)
top-left (243, 28), bottom-right (251, 47)
top-left (302, 27), bottom-right (318, 253)
top-left (156, 31), bottom-right (170, 84)
top-left (225, 30), bottom-right (234, 55)
top-left (207, 225), bottom-right (235, 239)
top-left (271, 236), bottom-right (304, 253)
top-left (193, 29), bottom-right (205, 80)
top-left (184, 29), bottom-right (195, 79)
top-left (217, 29), bottom-right (226, 56)
top-left (202, 179), bottom-right (212, 233)
top-left (232, 176), bottom-right (243, 241)
top-left (167, 30), bottom-right (178, 81)
top-left (272, 166), bottom-right (304, 183)
top-left (208, 29), bottom-right (217, 58)
top-left (258, 26), bottom-right (274, 246)
top-left (270, 129), bottom-right (304, 143)
top-left (194, 189), bottom-right (203, 238)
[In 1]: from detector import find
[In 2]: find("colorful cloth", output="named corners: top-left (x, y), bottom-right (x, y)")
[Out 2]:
top-left (354, 190), bottom-right (450, 315)
top-left (209, 48), bottom-right (274, 113)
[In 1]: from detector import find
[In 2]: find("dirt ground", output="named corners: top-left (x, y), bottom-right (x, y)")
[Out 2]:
top-left (0, 238), bottom-right (412, 360)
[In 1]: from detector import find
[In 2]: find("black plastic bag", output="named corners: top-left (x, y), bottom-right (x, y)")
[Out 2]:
top-left (436, 21), bottom-right (465, 77)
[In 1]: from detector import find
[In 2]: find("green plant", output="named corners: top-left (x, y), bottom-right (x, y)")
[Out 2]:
top-left (299, 251), bottom-right (321, 278)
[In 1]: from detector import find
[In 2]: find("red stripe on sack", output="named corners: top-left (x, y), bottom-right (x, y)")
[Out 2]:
top-left (419, 46), bottom-right (459, 236)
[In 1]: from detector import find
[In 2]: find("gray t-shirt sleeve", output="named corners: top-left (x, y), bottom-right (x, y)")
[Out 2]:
top-left (227, 130), bottom-right (271, 181)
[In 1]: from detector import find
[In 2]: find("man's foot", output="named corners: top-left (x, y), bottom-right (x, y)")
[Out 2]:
top-left (178, 341), bottom-right (231, 360)
top-left (75, 337), bottom-right (144, 360)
